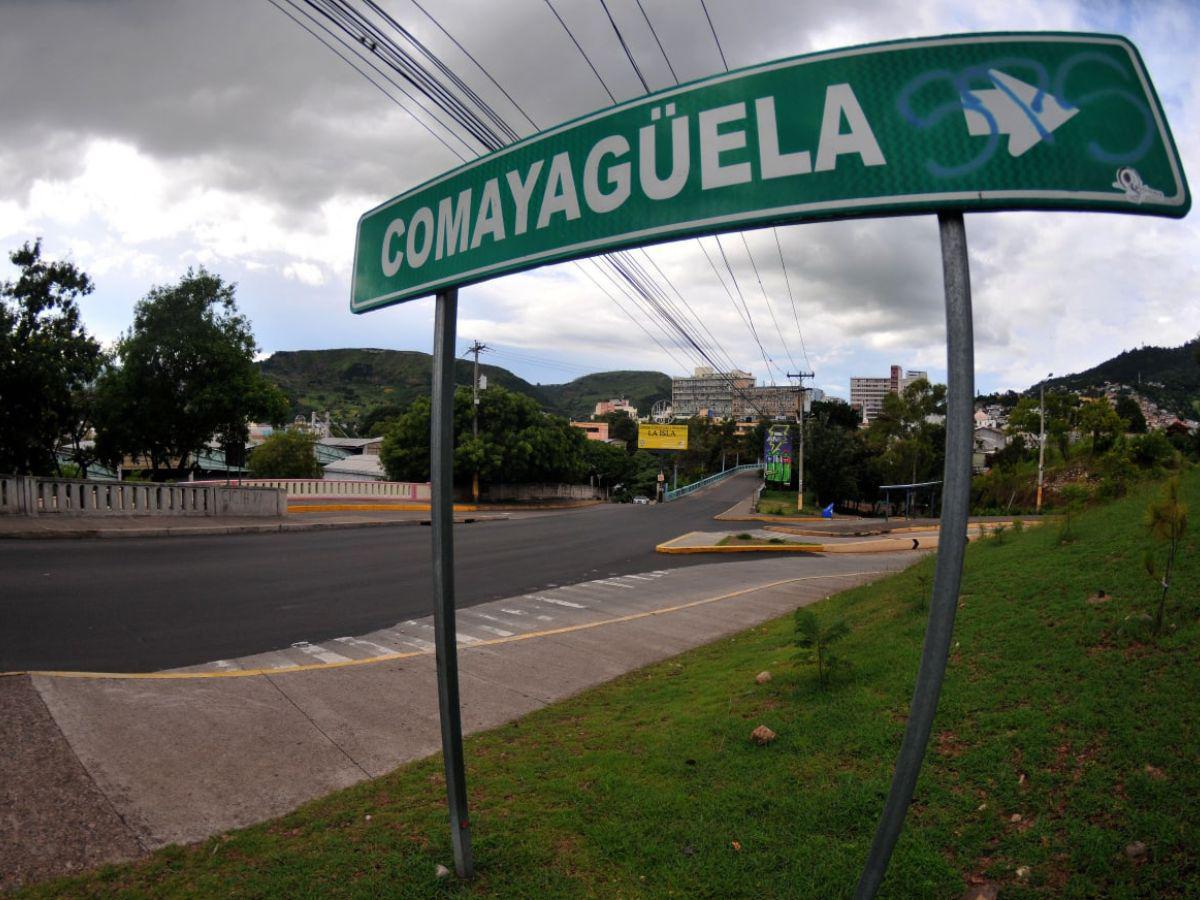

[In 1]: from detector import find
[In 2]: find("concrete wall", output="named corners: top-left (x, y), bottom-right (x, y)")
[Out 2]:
top-left (482, 483), bottom-right (602, 501)
top-left (0, 475), bottom-right (286, 518)
top-left (211, 479), bottom-right (431, 501)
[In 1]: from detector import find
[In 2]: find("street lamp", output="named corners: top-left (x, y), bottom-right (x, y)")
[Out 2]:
top-left (1036, 372), bottom-right (1052, 514)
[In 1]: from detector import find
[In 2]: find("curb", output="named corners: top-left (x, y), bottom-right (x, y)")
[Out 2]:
top-left (0, 514), bottom-right (509, 541)
top-left (656, 542), bottom-right (824, 554)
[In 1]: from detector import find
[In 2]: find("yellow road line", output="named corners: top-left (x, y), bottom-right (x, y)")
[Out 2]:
top-left (4, 572), bottom-right (877, 682)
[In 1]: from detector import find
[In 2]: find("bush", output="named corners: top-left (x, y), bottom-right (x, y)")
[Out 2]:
top-left (1130, 430), bottom-right (1177, 471)
top-left (249, 430), bottom-right (321, 478)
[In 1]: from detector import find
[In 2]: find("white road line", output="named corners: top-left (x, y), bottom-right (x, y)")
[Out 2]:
top-left (592, 579), bottom-right (635, 589)
top-left (535, 615), bottom-right (553, 621)
top-left (622, 574), bottom-right (655, 581)
top-left (291, 642), bottom-right (351, 664)
top-left (476, 624), bottom-right (514, 637)
top-left (535, 596), bottom-right (586, 609)
top-left (333, 636), bottom-right (395, 656)
top-left (499, 608), bottom-right (527, 615)
top-left (457, 633), bottom-right (483, 645)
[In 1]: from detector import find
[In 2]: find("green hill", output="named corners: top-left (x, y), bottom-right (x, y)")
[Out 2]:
top-left (258, 349), bottom-right (670, 430)
top-left (1037, 336), bottom-right (1200, 418)
top-left (259, 349), bottom-right (549, 428)
top-left (537, 370), bottom-right (671, 420)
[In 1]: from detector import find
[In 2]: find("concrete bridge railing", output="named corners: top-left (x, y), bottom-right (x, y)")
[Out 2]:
top-left (0, 475), bottom-right (286, 517)
top-left (194, 478), bottom-right (432, 501)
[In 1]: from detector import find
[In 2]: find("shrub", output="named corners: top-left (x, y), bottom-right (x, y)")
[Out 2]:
top-left (794, 608), bottom-right (850, 689)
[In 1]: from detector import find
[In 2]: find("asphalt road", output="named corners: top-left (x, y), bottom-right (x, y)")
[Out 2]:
top-left (2, 472), bottom-right (766, 672)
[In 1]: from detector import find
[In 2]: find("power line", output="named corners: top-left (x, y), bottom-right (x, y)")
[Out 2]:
top-left (698, 0), bottom-right (728, 71)
top-left (599, 0), bottom-right (649, 93)
top-left (740, 231), bottom-right (799, 372)
top-left (774, 227), bottom-right (811, 369)
top-left (635, 0), bottom-right (677, 84)
top-left (542, 0), bottom-right (617, 104)
top-left (269, 0), bottom-right (471, 161)
top-left (405, 0), bottom-right (539, 132)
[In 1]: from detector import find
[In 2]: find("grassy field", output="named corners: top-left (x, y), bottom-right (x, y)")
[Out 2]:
top-left (26, 472), bottom-right (1199, 898)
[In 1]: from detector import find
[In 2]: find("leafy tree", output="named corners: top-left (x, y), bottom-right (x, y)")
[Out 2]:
top-left (93, 269), bottom-right (289, 477)
top-left (866, 378), bottom-right (947, 492)
top-left (805, 400), bottom-right (866, 506)
top-left (380, 385), bottom-right (587, 486)
top-left (1144, 478), bottom-right (1188, 632)
top-left (595, 410), bottom-right (638, 447)
top-left (582, 439), bottom-right (636, 495)
top-left (249, 430), bottom-right (322, 478)
top-left (1114, 395), bottom-right (1147, 433)
top-left (358, 403), bottom-right (405, 437)
top-left (1007, 391), bottom-right (1079, 461)
top-left (0, 240), bottom-right (103, 475)
top-left (794, 608), bottom-right (850, 689)
top-left (1077, 397), bottom-right (1125, 455)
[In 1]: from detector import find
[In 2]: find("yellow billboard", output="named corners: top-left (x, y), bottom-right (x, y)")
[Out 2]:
top-left (638, 423), bottom-right (688, 451)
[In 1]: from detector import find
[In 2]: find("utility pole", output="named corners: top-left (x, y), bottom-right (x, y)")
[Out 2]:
top-left (1036, 372), bottom-right (1051, 514)
top-left (788, 371), bottom-right (815, 511)
top-left (466, 341), bottom-right (488, 503)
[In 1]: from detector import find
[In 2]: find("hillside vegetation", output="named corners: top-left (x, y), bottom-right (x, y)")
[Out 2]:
top-left (258, 349), bottom-right (670, 429)
top-left (1040, 336), bottom-right (1200, 418)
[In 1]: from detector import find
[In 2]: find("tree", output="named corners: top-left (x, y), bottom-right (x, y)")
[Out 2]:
top-left (93, 269), bottom-right (289, 478)
top-left (249, 430), bottom-right (322, 478)
top-left (380, 385), bottom-right (587, 486)
top-left (1144, 478), bottom-right (1188, 632)
top-left (358, 403), bottom-right (405, 437)
top-left (1114, 395), bottom-right (1147, 433)
top-left (805, 400), bottom-right (866, 506)
top-left (0, 240), bottom-right (103, 475)
top-left (595, 410), bottom-right (637, 447)
top-left (1077, 397), bottom-right (1125, 455)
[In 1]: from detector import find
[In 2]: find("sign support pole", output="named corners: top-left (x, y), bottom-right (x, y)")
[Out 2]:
top-left (430, 287), bottom-right (474, 879)
top-left (855, 212), bottom-right (974, 898)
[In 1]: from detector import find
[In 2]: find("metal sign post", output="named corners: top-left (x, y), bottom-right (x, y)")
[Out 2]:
top-left (855, 213), bottom-right (974, 898)
top-left (429, 288), bottom-right (473, 878)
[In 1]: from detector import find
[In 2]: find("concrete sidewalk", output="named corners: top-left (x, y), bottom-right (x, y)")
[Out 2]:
top-left (0, 510), bottom-right (512, 540)
top-left (2, 553), bottom-right (916, 891)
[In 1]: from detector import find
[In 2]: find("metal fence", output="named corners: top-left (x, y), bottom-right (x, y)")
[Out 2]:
top-left (663, 463), bottom-right (762, 502)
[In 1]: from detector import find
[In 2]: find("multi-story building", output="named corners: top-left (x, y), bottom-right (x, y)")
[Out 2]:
top-left (593, 398), bottom-right (638, 419)
top-left (850, 365), bottom-right (928, 423)
top-left (671, 367), bottom-right (754, 419)
top-left (672, 368), bottom-right (828, 421)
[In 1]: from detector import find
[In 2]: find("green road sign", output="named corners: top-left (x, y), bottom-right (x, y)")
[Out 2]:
top-left (352, 32), bottom-right (1188, 313)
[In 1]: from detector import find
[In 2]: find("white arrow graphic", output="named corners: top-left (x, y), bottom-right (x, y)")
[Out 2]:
top-left (962, 69), bottom-right (1079, 157)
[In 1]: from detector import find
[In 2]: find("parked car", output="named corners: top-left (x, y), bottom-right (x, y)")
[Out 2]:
top-left (632, 495), bottom-right (651, 505)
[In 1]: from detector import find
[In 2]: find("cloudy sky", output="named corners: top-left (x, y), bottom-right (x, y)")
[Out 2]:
top-left (1, 0), bottom-right (1196, 400)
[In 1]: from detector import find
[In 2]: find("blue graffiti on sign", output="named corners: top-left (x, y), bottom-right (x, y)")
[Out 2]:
top-left (896, 51), bottom-right (1155, 178)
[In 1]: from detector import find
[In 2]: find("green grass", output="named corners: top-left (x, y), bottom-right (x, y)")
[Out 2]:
top-left (757, 488), bottom-right (819, 516)
top-left (24, 472), bottom-right (1199, 898)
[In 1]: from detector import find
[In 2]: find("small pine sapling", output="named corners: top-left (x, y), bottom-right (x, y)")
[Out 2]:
top-left (794, 608), bottom-right (850, 689)
top-left (1057, 483), bottom-right (1090, 543)
top-left (1144, 478), bottom-right (1188, 633)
